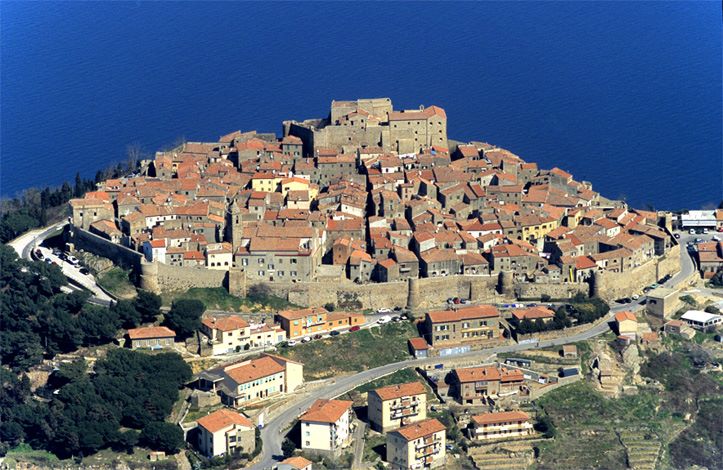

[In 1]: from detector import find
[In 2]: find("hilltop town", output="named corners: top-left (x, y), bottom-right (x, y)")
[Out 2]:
top-left (2, 99), bottom-right (722, 470)
top-left (68, 98), bottom-right (676, 297)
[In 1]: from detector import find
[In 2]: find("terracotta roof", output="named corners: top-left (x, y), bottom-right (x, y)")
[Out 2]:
top-left (300, 399), bottom-right (353, 424)
top-left (454, 365), bottom-right (501, 383)
top-left (512, 306), bottom-right (555, 321)
top-left (427, 305), bottom-right (499, 323)
top-left (615, 311), bottom-right (637, 323)
top-left (202, 315), bottom-right (249, 332)
top-left (472, 411), bottom-right (530, 426)
top-left (393, 418), bottom-right (446, 441)
top-left (224, 355), bottom-right (286, 384)
top-left (372, 381), bottom-right (426, 401)
top-left (127, 326), bottom-right (176, 340)
top-left (281, 456), bottom-right (313, 469)
top-left (197, 408), bottom-right (254, 433)
top-left (277, 307), bottom-right (328, 321)
top-left (408, 337), bottom-right (431, 351)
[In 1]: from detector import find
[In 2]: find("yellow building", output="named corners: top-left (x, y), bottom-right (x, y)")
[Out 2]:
top-left (300, 399), bottom-right (354, 455)
top-left (470, 411), bottom-right (533, 441)
top-left (386, 418), bottom-right (446, 470)
top-left (615, 311), bottom-right (638, 338)
top-left (519, 215), bottom-right (559, 243)
top-left (368, 382), bottom-right (427, 432)
top-left (251, 172), bottom-right (282, 193)
top-left (281, 177), bottom-right (318, 199)
top-left (276, 307), bottom-right (329, 339)
top-left (200, 315), bottom-right (251, 355)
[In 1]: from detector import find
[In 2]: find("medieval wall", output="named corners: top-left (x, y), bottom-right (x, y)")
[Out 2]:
top-left (155, 263), bottom-right (228, 292)
top-left (70, 227), bottom-right (142, 271)
top-left (515, 282), bottom-right (589, 301)
top-left (596, 244), bottom-right (682, 301)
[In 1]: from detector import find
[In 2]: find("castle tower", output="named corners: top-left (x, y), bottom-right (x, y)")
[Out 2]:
top-left (407, 278), bottom-right (420, 313)
top-left (139, 259), bottom-right (160, 294)
top-left (228, 266), bottom-right (247, 297)
top-left (228, 199), bottom-right (244, 252)
top-left (497, 271), bottom-right (514, 298)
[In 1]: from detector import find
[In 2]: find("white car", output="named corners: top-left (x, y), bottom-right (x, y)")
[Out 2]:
top-left (286, 340), bottom-right (298, 347)
top-left (377, 316), bottom-right (392, 324)
top-left (703, 228), bottom-right (709, 234)
top-left (301, 337), bottom-right (311, 343)
top-left (67, 255), bottom-right (80, 266)
top-left (713, 236), bottom-right (720, 242)
top-left (632, 294), bottom-right (640, 300)
top-left (377, 308), bottom-right (392, 314)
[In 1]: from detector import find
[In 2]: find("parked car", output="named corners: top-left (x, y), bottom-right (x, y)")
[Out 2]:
top-left (286, 340), bottom-right (298, 347)
top-left (689, 228), bottom-right (696, 234)
top-left (52, 248), bottom-right (61, 256)
top-left (377, 316), bottom-right (391, 324)
top-left (703, 228), bottom-right (709, 234)
top-left (349, 326), bottom-right (361, 332)
top-left (674, 233), bottom-right (680, 239)
top-left (313, 334), bottom-right (323, 340)
top-left (45, 258), bottom-right (54, 265)
top-left (712, 235), bottom-right (720, 242)
top-left (377, 308), bottom-right (392, 314)
top-left (452, 297), bottom-right (461, 304)
top-left (329, 330), bottom-right (341, 336)
top-left (393, 306), bottom-right (403, 312)
top-left (79, 267), bottom-right (90, 275)
top-left (392, 316), bottom-right (400, 322)
top-left (34, 249), bottom-right (43, 259)
top-left (460, 299), bottom-right (470, 304)
top-left (631, 294), bottom-right (640, 300)
top-left (301, 337), bottom-right (311, 343)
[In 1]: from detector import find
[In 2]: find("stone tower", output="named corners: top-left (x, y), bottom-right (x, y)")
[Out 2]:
top-left (139, 259), bottom-right (160, 294)
top-left (407, 278), bottom-right (420, 313)
top-left (497, 271), bottom-right (514, 298)
top-left (228, 199), bottom-right (244, 252)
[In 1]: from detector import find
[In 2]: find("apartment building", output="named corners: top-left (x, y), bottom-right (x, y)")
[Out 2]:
top-left (470, 411), bottom-right (533, 441)
top-left (300, 399), bottom-right (354, 455)
top-left (386, 418), bottom-right (446, 470)
top-left (368, 381), bottom-right (427, 432)
top-left (200, 315), bottom-right (251, 355)
top-left (449, 365), bottom-right (524, 405)
top-left (423, 305), bottom-right (501, 349)
top-left (276, 307), bottom-right (329, 339)
top-left (197, 354), bottom-right (303, 408)
top-left (196, 408), bottom-right (256, 458)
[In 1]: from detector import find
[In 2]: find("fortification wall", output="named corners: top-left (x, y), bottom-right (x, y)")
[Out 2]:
top-left (515, 282), bottom-right (589, 300)
top-left (596, 245), bottom-right (682, 301)
top-left (70, 227), bottom-right (142, 271)
top-left (156, 263), bottom-right (228, 292)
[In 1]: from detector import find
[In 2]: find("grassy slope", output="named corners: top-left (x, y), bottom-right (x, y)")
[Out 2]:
top-left (96, 266), bottom-right (136, 298)
top-left (277, 321), bottom-right (417, 380)
top-left (163, 287), bottom-right (296, 311)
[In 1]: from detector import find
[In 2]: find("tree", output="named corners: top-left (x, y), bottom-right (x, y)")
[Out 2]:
top-left (281, 437), bottom-right (296, 458)
top-left (134, 290), bottom-right (162, 323)
top-left (112, 300), bottom-right (141, 329)
top-left (248, 283), bottom-right (272, 301)
top-left (139, 422), bottom-right (184, 454)
top-left (519, 318), bottom-right (534, 335)
top-left (163, 299), bottom-right (204, 339)
top-left (79, 305), bottom-right (120, 346)
top-left (111, 429), bottom-right (139, 454)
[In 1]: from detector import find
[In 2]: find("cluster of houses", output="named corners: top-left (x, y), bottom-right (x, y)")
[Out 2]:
top-left (68, 98), bottom-right (674, 288)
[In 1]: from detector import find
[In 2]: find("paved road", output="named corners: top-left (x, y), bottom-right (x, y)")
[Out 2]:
top-left (8, 221), bottom-right (115, 306)
top-left (250, 236), bottom-right (702, 469)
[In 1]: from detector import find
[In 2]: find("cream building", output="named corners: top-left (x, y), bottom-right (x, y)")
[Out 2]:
top-left (200, 315), bottom-right (251, 355)
top-left (300, 399), bottom-right (354, 455)
top-left (470, 411), bottom-right (533, 441)
top-left (386, 418), bottom-right (446, 470)
top-left (368, 381), bottom-right (427, 432)
top-left (196, 408), bottom-right (256, 458)
top-left (197, 354), bottom-right (303, 408)
top-left (206, 242), bottom-right (233, 270)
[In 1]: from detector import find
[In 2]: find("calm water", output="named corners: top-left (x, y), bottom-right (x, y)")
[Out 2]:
top-left (1, 1), bottom-right (721, 210)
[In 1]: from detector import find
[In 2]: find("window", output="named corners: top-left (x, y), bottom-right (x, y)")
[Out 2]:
top-left (258, 270), bottom-right (265, 276)
top-left (258, 258), bottom-right (264, 264)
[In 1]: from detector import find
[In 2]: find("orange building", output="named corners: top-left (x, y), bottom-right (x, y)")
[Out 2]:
top-left (276, 307), bottom-right (329, 339)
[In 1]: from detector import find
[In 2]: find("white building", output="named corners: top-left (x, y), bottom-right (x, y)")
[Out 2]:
top-left (680, 310), bottom-right (723, 330)
top-left (300, 399), bottom-right (354, 455)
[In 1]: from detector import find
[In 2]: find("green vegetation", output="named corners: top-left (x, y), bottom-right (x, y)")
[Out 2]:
top-left (535, 381), bottom-right (681, 469)
top-left (277, 321), bottom-right (417, 379)
top-left (163, 286), bottom-right (295, 311)
top-left (163, 298), bottom-right (204, 339)
top-left (96, 267), bottom-right (136, 298)
top-left (0, 349), bottom-right (190, 459)
top-left (363, 433), bottom-right (386, 463)
top-left (354, 368), bottom-right (420, 394)
top-left (669, 397), bottom-right (723, 469)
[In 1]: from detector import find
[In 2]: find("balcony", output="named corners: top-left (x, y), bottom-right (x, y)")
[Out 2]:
top-left (391, 408), bottom-right (419, 420)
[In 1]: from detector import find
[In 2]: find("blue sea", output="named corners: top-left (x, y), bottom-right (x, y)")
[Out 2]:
top-left (1, 1), bottom-right (721, 210)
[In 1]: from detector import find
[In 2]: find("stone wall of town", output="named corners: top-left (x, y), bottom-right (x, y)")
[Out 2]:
top-left (595, 244), bottom-right (681, 301)
top-left (515, 282), bottom-right (589, 300)
top-left (70, 227), bottom-right (142, 271)
top-left (156, 263), bottom-right (228, 292)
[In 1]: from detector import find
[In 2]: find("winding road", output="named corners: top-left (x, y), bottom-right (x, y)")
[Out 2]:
top-left (249, 233), bottom-right (701, 469)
